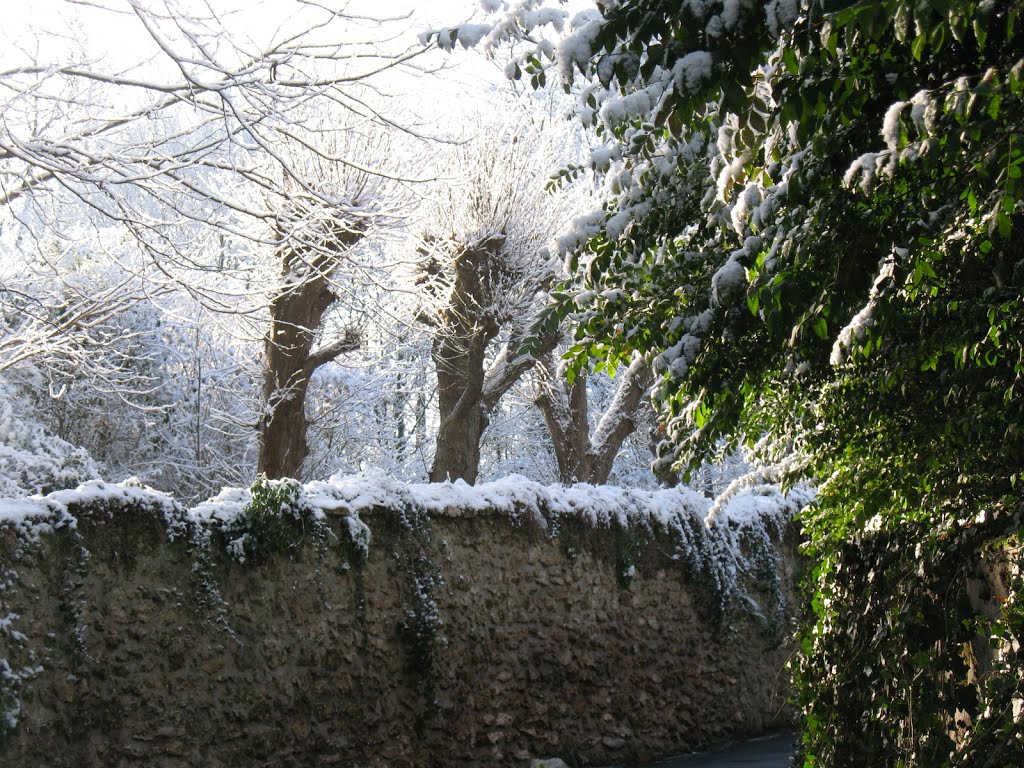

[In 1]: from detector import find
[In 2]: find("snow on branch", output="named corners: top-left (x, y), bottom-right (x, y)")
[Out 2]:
top-left (0, 0), bottom-right (432, 314)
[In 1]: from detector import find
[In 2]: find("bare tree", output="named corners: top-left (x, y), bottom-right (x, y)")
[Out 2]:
top-left (0, 0), bottom-right (432, 321)
top-left (0, 1), bottom-right (436, 487)
top-left (257, 205), bottom-right (364, 478)
top-left (416, 104), bottom-right (584, 484)
top-left (420, 236), bottom-right (556, 483)
top-left (0, 258), bottom-right (163, 383)
top-left (257, 129), bottom-right (409, 479)
top-left (534, 352), bottom-right (654, 484)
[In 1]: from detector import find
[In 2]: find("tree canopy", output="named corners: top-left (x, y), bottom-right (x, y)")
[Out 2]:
top-left (529, 0), bottom-right (1024, 521)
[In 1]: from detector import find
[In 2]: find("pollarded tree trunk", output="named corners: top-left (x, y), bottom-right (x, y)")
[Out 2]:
top-left (429, 397), bottom-right (489, 484)
top-left (425, 237), bottom-right (557, 484)
top-left (428, 297), bottom-right (495, 484)
top-left (429, 324), bottom-right (556, 483)
top-left (535, 354), bottom-right (592, 484)
top-left (427, 237), bottom-right (499, 484)
top-left (257, 230), bottom-right (362, 480)
top-left (535, 354), bottom-right (653, 484)
top-left (413, 105), bottom-right (581, 483)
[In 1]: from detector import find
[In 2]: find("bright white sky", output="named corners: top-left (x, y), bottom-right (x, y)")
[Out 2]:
top-left (3, 0), bottom-right (483, 30)
top-left (2, 0), bottom-right (484, 66)
top-left (0, 0), bottom-right (519, 135)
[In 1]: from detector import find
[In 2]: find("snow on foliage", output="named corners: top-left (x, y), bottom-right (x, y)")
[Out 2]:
top-left (0, 498), bottom-right (74, 542)
top-left (842, 150), bottom-right (890, 193)
top-left (765, 0), bottom-right (800, 38)
top-left (673, 51), bottom-right (714, 95)
top-left (557, 9), bottom-right (604, 80)
top-left (830, 256), bottom-right (896, 366)
top-left (0, 378), bottom-right (100, 499)
top-left (46, 479), bottom-right (179, 516)
top-left (455, 23), bottom-right (491, 48)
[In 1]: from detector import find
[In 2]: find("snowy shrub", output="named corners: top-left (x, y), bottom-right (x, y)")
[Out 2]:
top-left (0, 377), bottom-right (99, 498)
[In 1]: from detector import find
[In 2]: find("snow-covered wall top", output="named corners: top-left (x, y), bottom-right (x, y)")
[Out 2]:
top-left (2, 469), bottom-right (808, 526)
top-left (0, 473), bottom-right (806, 767)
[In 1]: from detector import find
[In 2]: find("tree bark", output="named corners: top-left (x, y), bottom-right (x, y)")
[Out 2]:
top-left (535, 354), bottom-right (592, 484)
top-left (427, 238), bottom-right (500, 484)
top-left (428, 309), bottom-right (495, 484)
top-left (425, 237), bottom-right (556, 484)
top-left (257, 229), bottom-right (362, 480)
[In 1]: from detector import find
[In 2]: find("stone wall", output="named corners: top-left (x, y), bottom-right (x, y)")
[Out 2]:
top-left (0, 480), bottom-right (800, 767)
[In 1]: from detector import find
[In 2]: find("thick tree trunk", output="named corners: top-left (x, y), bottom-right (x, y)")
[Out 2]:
top-left (257, 230), bottom-right (362, 479)
top-left (425, 237), bottom-right (556, 484)
top-left (429, 405), bottom-right (488, 484)
top-left (428, 319), bottom-right (492, 484)
top-left (257, 382), bottom-right (311, 479)
top-left (258, 278), bottom-right (328, 479)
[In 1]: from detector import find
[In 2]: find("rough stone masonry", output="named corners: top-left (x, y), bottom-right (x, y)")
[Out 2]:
top-left (0, 478), bottom-right (802, 767)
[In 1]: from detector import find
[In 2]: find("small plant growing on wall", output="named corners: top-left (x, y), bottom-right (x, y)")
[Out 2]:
top-left (616, 534), bottom-right (646, 588)
top-left (222, 475), bottom-right (321, 564)
top-left (387, 505), bottom-right (447, 736)
top-left (0, 660), bottom-right (21, 740)
top-left (0, 650), bottom-right (42, 742)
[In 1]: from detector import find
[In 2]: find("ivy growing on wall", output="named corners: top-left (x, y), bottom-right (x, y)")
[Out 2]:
top-left (388, 504), bottom-right (446, 738)
top-left (220, 475), bottom-right (324, 565)
top-left (794, 510), bottom-right (1023, 766)
top-left (441, 0), bottom-right (1024, 760)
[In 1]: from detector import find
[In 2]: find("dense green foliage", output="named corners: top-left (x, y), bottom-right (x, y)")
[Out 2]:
top-left (794, 510), bottom-right (1022, 765)
top-left (525, 0), bottom-right (1024, 763)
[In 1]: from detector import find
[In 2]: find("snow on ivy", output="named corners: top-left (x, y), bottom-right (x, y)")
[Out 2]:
top-left (526, 7), bottom-right (567, 32)
top-left (673, 51), bottom-right (714, 95)
top-left (908, 90), bottom-right (937, 136)
top-left (711, 252), bottom-right (748, 306)
top-left (456, 23), bottom-right (491, 49)
top-left (882, 100), bottom-right (907, 150)
top-left (604, 209), bottom-right (631, 240)
top-left (830, 255), bottom-right (896, 366)
top-left (557, 9), bottom-right (603, 80)
top-left (765, 0), bottom-right (800, 38)
top-left (557, 209), bottom-right (606, 257)
top-left (588, 145), bottom-right (621, 172)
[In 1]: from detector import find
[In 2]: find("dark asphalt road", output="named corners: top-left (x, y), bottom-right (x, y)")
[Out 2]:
top-left (615, 732), bottom-right (795, 768)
